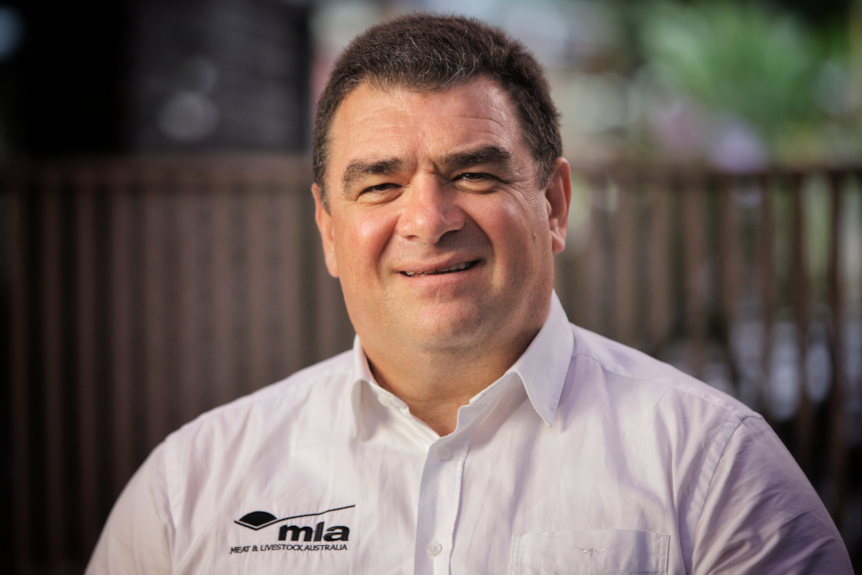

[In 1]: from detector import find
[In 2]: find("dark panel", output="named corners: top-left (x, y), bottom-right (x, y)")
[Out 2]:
top-left (12, 0), bottom-right (128, 156)
top-left (126, 0), bottom-right (311, 152)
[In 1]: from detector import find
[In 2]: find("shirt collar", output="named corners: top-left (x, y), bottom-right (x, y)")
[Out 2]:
top-left (349, 291), bottom-right (574, 436)
top-left (503, 290), bottom-right (574, 427)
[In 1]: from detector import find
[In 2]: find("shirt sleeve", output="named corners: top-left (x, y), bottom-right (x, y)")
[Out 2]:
top-left (691, 415), bottom-right (852, 574)
top-left (86, 442), bottom-right (175, 575)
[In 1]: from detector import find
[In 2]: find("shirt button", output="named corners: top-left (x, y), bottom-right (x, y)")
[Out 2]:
top-left (425, 541), bottom-right (443, 556)
top-left (438, 446), bottom-right (452, 461)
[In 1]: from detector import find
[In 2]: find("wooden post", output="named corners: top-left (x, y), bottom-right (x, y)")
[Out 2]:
top-left (789, 173), bottom-right (812, 475)
top-left (177, 167), bottom-right (204, 425)
top-left (614, 175), bottom-right (636, 347)
top-left (718, 175), bottom-right (740, 396)
top-left (826, 171), bottom-right (847, 531)
top-left (75, 168), bottom-right (101, 558)
top-left (757, 175), bottom-right (776, 416)
top-left (646, 174), bottom-right (671, 354)
top-left (683, 174), bottom-right (707, 379)
top-left (109, 168), bottom-right (136, 498)
top-left (40, 170), bottom-right (67, 569)
top-left (10, 168), bottom-right (33, 573)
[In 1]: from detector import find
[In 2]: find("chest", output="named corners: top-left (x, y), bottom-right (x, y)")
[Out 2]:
top-left (174, 428), bottom-right (689, 575)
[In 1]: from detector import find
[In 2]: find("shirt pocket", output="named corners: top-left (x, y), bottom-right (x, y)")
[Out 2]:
top-left (511, 529), bottom-right (670, 575)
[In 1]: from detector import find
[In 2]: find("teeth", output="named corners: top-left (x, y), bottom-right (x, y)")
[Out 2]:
top-left (403, 261), bottom-right (472, 277)
top-left (435, 262), bottom-right (469, 273)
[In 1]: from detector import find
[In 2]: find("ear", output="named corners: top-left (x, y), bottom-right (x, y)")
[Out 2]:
top-left (313, 183), bottom-right (340, 278)
top-left (544, 157), bottom-right (572, 254)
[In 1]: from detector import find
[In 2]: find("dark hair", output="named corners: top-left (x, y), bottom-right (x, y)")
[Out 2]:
top-left (312, 13), bottom-right (561, 208)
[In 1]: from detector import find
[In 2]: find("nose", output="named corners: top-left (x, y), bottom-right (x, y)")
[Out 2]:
top-left (396, 177), bottom-right (465, 244)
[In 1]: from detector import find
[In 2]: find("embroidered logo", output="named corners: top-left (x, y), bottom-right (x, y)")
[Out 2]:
top-left (575, 545), bottom-right (609, 555)
top-left (229, 505), bottom-right (354, 555)
top-left (575, 545), bottom-right (610, 557)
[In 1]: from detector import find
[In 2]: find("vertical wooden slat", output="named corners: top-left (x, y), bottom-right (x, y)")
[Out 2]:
top-left (143, 172), bottom-right (169, 450)
top-left (647, 175), bottom-right (671, 353)
top-left (718, 176), bottom-right (740, 396)
top-left (163, 175), bottom-right (184, 435)
top-left (246, 180), bottom-right (270, 392)
top-left (177, 170), bottom-right (202, 425)
top-left (598, 178), bottom-right (617, 339)
top-left (10, 171), bottom-right (32, 572)
top-left (826, 171), bottom-right (847, 531)
top-left (788, 174), bottom-right (812, 474)
top-left (75, 169), bottom-right (101, 557)
top-left (855, 170), bottom-right (862, 457)
top-left (277, 185), bottom-right (305, 377)
top-left (578, 176), bottom-right (603, 334)
top-left (683, 175), bottom-right (707, 378)
top-left (110, 172), bottom-right (135, 496)
top-left (42, 172), bottom-right (66, 567)
top-left (614, 180), bottom-right (636, 346)
top-left (211, 175), bottom-right (236, 408)
top-left (757, 176), bottom-right (775, 414)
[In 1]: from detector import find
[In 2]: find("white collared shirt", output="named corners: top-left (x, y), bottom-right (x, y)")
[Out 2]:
top-left (87, 293), bottom-right (851, 574)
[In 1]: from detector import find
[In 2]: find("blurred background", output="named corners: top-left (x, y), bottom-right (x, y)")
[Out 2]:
top-left (2, 0), bottom-right (861, 572)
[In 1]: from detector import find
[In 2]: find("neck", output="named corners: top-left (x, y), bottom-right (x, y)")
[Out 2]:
top-left (364, 327), bottom-right (539, 436)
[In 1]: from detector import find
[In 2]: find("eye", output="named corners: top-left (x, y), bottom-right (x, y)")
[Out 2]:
top-left (456, 172), bottom-right (494, 182)
top-left (362, 182), bottom-right (399, 194)
top-left (355, 182), bottom-right (402, 204)
top-left (453, 172), bottom-right (499, 192)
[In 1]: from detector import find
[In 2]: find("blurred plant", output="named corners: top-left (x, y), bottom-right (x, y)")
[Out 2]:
top-left (634, 0), bottom-right (861, 167)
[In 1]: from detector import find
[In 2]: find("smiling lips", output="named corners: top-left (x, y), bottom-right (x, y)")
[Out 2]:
top-left (401, 261), bottom-right (476, 277)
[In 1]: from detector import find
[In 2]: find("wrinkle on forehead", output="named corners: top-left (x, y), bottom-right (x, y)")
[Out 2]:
top-left (328, 78), bottom-right (536, 190)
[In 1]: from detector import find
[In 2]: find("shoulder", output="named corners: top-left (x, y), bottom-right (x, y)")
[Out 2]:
top-left (211, 348), bottom-right (354, 413)
top-left (149, 349), bottom-right (356, 494)
top-left (561, 324), bottom-right (764, 515)
top-left (564, 326), bottom-right (851, 571)
top-left (567, 323), bottom-right (759, 425)
top-left (86, 350), bottom-right (356, 573)
top-left (170, 349), bottom-right (354, 444)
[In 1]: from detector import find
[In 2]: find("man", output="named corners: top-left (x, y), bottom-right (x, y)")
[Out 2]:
top-left (88, 13), bottom-right (852, 574)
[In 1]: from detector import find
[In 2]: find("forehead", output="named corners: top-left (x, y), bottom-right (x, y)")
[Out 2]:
top-left (324, 78), bottom-right (533, 186)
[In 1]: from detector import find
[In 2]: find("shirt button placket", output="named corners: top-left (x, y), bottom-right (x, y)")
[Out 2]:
top-left (415, 439), bottom-right (462, 575)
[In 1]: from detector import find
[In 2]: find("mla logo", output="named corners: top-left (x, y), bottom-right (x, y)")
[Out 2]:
top-left (234, 504), bottom-right (354, 544)
top-left (278, 521), bottom-right (348, 542)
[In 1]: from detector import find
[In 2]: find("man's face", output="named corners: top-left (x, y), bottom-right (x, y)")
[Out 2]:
top-left (314, 78), bottom-right (570, 359)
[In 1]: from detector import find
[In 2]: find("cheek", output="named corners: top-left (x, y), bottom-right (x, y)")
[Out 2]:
top-left (335, 209), bottom-right (397, 277)
top-left (477, 196), bottom-right (550, 272)
top-left (479, 195), bottom-right (542, 246)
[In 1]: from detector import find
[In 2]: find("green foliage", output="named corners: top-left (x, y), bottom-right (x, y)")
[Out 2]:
top-left (638, 0), bottom-right (822, 143)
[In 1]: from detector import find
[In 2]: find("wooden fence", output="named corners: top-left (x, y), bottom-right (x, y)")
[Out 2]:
top-left (5, 155), bottom-right (861, 573)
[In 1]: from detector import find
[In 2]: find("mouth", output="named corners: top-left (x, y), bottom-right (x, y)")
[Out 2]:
top-left (400, 261), bottom-right (477, 277)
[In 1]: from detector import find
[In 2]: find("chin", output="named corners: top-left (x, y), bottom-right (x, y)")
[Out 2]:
top-left (409, 311), bottom-right (491, 349)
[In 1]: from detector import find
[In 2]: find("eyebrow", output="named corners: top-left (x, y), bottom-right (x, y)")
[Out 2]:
top-left (438, 145), bottom-right (513, 173)
top-left (342, 158), bottom-right (403, 191)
